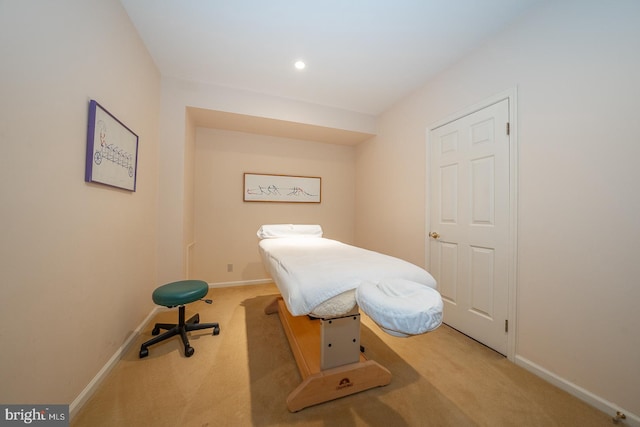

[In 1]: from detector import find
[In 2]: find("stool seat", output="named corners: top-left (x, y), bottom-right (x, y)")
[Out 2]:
top-left (153, 279), bottom-right (209, 307)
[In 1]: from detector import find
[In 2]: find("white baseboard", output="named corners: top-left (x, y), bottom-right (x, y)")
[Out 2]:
top-left (69, 306), bottom-right (162, 420)
top-left (207, 278), bottom-right (272, 288)
top-left (515, 355), bottom-right (639, 426)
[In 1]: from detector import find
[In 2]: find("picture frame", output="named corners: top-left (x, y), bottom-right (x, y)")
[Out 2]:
top-left (85, 100), bottom-right (138, 191)
top-left (244, 173), bottom-right (321, 203)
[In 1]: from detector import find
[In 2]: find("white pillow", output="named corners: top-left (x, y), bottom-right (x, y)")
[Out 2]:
top-left (257, 224), bottom-right (323, 239)
top-left (356, 279), bottom-right (443, 337)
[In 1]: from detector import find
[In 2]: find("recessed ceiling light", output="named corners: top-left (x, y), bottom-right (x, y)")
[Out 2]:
top-left (294, 60), bottom-right (306, 70)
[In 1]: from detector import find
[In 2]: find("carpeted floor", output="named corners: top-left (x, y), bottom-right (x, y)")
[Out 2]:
top-left (71, 283), bottom-right (611, 426)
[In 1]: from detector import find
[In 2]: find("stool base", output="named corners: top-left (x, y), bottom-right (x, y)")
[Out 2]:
top-left (139, 305), bottom-right (220, 358)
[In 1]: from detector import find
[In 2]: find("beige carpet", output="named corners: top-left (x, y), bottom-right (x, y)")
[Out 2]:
top-left (71, 283), bottom-right (611, 427)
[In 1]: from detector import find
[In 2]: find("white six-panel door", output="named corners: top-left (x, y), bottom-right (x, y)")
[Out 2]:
top-left (429, 99), bottom-right (510, 355)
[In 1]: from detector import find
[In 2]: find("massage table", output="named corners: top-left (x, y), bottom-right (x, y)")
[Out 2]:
top-left (258, 224), bottom-right (443, 411)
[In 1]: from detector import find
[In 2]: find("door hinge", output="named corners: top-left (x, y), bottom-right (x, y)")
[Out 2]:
top-left (506, 122), bottom-right (510, 135)
top-left (505, 319), bottom-right (509, 333)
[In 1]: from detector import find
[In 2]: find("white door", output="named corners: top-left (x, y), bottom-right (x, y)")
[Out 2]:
top-left (428, 99), bottom-right (510, 355)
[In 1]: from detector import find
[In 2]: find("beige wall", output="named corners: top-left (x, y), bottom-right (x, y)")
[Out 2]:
top-left (184, 110), bottom-right (197, 277)
top-left (156, 78), bottom-right (375, 284)
top-left (356, 0), bottom-right (640, 418)
top-left (354, 110), bottom-right (429, 267)
top-left (0, 0), bottom-right (160, 409)
top-left (192, 128), bottom-right (356, 283)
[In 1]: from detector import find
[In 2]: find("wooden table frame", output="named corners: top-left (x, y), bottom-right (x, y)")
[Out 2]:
top-left (265, 297), bottom-right (391, 412)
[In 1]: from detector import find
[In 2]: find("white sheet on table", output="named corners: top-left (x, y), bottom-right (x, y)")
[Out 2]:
top-left (258, 237), bottom-right (437, 316)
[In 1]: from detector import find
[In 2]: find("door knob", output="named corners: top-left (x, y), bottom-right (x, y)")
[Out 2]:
top-left (429, 232), bottom-right (440, 239)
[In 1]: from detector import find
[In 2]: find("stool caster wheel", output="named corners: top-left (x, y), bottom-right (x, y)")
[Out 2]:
top-left (193, 314), bottom-right (200, 324)
top-left (185, 346), bottom-right (195, 357)
top-left (152, 326), bottom-right (160, 335)
top-left (213, 326), bottom-right (220, 336)
top-left (139, 348), bottom-right (149, 358)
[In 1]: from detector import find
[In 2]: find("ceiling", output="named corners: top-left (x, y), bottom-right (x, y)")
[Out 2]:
top-left (120, 0), bottom-right (546, 117)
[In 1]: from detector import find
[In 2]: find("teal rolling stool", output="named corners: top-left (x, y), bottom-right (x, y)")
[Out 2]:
top-left (139, 280), bottom-right (220, 358)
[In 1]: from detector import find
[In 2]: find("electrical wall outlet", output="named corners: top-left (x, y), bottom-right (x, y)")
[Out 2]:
top-left (227, 264), bottom-right (233, 272)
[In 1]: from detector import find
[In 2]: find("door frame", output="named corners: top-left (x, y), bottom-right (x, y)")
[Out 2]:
top-left (425, 88), bottom-right (518, 361)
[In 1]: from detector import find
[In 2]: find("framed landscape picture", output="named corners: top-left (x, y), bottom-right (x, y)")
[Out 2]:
top-left (244, 173), bottom-right (321, 203)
